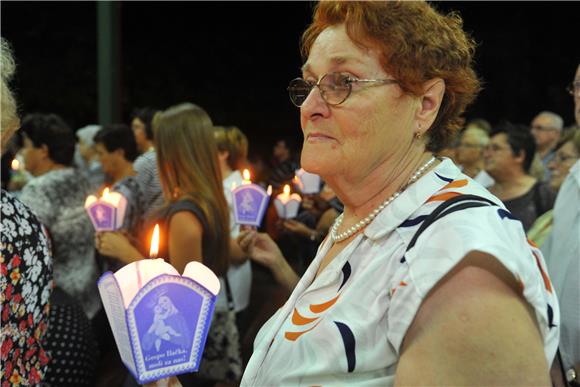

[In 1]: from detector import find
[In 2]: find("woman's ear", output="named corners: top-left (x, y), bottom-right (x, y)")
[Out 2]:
top-left (416, 78), bottom-right (446, 135)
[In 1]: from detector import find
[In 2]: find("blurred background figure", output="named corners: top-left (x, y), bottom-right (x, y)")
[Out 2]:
top-left (17, 113), bottom-right (100, 386)
top-left (75, 124), bottom-right (105, 192)
top-left (94, 124), bottom-right (143, 240)
top-left (131, 107), bottom-right (164, 221)
top-left (530, 111), bottom-right (564, 182)
top-left (267, 136), bottom-right (300, 189)
top-left (1, 37), bottom-right (53, 387)
top-left (213, 125), bottom-right (254, 338)
top-left (484, 122), bottom-right (556, 231)
top-left (542, 64), bottom-right (580, 387)
top-left (456, 125), bottom-right (494, 187)
top-left (528, 128), bottom-right (580, 246)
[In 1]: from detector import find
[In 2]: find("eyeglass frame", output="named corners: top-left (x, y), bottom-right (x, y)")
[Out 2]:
top-left (566, 81), bottom-right (580, 97)
top-left (287, 72), bottom-right (398, 107)
top-left (531, 124), bottom-right (560, 133)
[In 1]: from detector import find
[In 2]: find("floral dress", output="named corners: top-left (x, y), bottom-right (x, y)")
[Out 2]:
top-left (1, 190), bottom-right (53, 386)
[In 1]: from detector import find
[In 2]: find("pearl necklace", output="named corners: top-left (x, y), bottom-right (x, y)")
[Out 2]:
top-left (330, 156), bottom-right (436, 243)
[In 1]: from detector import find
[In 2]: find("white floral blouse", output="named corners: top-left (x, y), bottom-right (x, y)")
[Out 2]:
top-left (241, 159), bottom-right (560, 386)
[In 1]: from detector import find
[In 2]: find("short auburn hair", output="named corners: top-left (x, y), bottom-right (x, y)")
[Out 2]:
top-left (301, 1), bottom-right (481, 152)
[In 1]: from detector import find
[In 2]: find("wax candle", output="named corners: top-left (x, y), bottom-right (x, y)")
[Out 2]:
top-left (274, 184), bottom-right (302, 219)
top-left (294, 168), bottom-right (322, 194)
top-left (97, 224), bottom-right (221, 383)
top-left (85, 187), bottom-right (128, 231)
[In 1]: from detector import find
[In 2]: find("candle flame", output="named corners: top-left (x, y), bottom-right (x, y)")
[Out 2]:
top-left (242, 169), bottom-right (251, 181)
top-left (149, 224), bottom-right (160, 258)
top-left (11, 159), bottom-right (20, 170)
top-left (293, 175), bottom-right (299, 183)
top-left (102, 187), bottom-right (110, 199)
top-left (267, 185), bottom-right (272, 195)
top-left (283, 184), bottom-right (290, 195)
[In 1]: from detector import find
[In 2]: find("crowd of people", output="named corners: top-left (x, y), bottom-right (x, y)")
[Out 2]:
top-left (1, 2), bottom-right (579, 387)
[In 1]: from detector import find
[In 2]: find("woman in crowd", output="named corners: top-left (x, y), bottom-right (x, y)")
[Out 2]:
top-left (18, 113), bottom-right (101, 320)
top-left (97, 103), bottom-right (242, 386)
top-left (528, 128), bottom-right (580, 246)
top-left (0, 37), bottom-right (53, 387)
top-left (484, 123), bottom-right (556, 231)
top-left (213, 125), bottom-right (253, 334)
top-left (17, 113), bottom-right (98, 386)
top-left (235, 2), bottom-right (558, 386)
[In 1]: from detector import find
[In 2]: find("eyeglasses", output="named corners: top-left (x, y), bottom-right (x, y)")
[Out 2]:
top-left (287, 72), bottom-right (398, 107)
top-left (531, 125), bottom-right (559, 132)
top-left (457, 142), bottom-right (483, 149)
top-left (566, 81), bottom-right (580, 97)
top-left (552, 152), bottom-right (578, 164)
top-left (485, 144), bottom-right (511, 153)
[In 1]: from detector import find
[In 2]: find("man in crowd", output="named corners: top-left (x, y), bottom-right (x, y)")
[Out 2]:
top-left (530, 111), bottom-right (564, 181)
top-left (456, 125), bottom-right (494, 187)
top-left (543, 64), bottom-right (580, 387)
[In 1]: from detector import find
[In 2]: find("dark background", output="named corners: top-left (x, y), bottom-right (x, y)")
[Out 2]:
top-left (2, 1), bottom-right (579, 158)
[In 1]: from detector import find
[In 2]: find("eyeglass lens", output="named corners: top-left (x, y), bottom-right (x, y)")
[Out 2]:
top-left (288, 73), bottom-right (352, 107)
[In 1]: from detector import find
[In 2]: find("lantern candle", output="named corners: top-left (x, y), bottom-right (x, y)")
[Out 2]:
top-left (97, 225), bottom-right (221, 384)
top-left (274, 184), bottom-right (302, 219)
top-left (231, 169), bottom-right (272, 226)
top-left (294, 168), bottom-right (322, 194)
top-left (84, 188), bottom-right (128, 231)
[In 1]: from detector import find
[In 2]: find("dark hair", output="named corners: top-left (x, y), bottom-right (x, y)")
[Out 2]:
top-left (20, 113), bottom-right (75, 166)
top-left (492, 122), bottom-right (536, 173)
top-left (130, 107), bottom-right (158, 141)
top-left (94, 124), bottom-right (139, 162)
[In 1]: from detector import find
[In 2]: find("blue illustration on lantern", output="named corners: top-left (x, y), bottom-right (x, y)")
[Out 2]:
top-left (232, 184), bottom-right (270, 226)
top-left (88, 202), bottom-right (116, 230)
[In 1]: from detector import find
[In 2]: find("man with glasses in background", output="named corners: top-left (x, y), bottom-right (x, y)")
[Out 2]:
top-left (456, 125), bottom-right (494, 187)
top-left (530, 111), bottom-right (564, 181)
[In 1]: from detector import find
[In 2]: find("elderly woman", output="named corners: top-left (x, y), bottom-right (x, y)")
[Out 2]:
top-left (236, 2), bottom-right (559, 386)
top-left (0, 37), bottom-right (53, 386)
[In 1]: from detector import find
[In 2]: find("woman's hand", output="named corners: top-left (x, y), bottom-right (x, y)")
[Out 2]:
top-left (237, 229), bottom-right (299, 292)
top-left (143, 376), bottom-right (182, 387)
top-left (95, 231), bottom-right (143, 263)
top-left (283, 219), bottom-right (313, 238)
top-left (237, 229), bottom-right (284, 270)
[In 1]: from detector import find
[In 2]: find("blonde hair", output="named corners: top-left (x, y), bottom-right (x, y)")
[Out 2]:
top-left (1, 38), bottom-right (19, 142)
top-left (155, 103), bottom-right (230, 275)
top-left (213, 125), bottom-right (249, 171)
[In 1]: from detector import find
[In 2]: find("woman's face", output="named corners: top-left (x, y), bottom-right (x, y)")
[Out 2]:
top-left (21, 136), bottom-right (45, 177)
top-left (548, 141), bottom-right (579, 191)
top-left (131, 117), bottom-right (148, 152)
top-left (299, 24), bottom-right (419, 181)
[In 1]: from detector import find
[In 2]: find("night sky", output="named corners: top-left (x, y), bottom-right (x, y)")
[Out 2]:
top-left (2, 1), bottom-right (579, 158)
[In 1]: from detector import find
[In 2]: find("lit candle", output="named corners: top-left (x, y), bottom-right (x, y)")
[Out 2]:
top-left (294, 168), bottom-right (322, 194)
top-left (11, 158), bottom-right (20, 171)
top-left (149, 224), bottom-right (160, 258)
top-left (274, 184), bottom-right (302, 219)
top-left (231, 170), bottom-right (271, 226)
top-left (97, 224), bottom-right (222, 383)
top-left (85, 187), bottom-right (128, 231)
